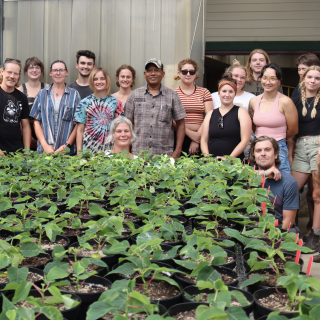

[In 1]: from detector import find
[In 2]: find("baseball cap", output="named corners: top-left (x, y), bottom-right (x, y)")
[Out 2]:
top-left (145, 58), bottom-right (163, 70)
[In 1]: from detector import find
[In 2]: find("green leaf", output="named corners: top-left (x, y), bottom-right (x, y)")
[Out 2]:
top-left (40, 306), bottom-right (63, 320)
top-left (223, 228), bottom-right (244, 244)
top-left (20, 242), bottom-right (44, 257)
top-left (108, 263), bottom-right (136, 276)
top-left (86, 301), bottom-right (113, 320)
top-left (196, 305), bottom-right (226, 320)
top-left (16, 307), bottom-right (35, 320)
top-left (226, 306), bottom-right (251, 320)
top-left (12, 280), bottom-right (32, 304)
top-left (48, 286), bottom-right (63, 300)
top-left (62, 295), bottom-right (80, 310)
top-left (197, 266), bottom-right (222, 282)
top-left (153, 274), bottom-right (180, 288)
top-left (285, 262), bottom-right (300, 276)
top-left (240, 274), bottom-right (268, 288)
top-left (280, 242), bottom-right (313, 253)
top-left (7, 267), bottom-right (28, 284)
top-left (230, 290), bottom-right (249, 307)
top-left (5, 310), bottom-right (16, 320)
top-left (46, 267), bottom-right (69, 282)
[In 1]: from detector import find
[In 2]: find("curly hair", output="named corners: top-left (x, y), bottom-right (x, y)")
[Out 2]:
top-left (249, 136), bottom-right (281, 168)
top-left (76, 50), bottom-right (96, 64)
top-left (299, 65), bottom-right (320, 118)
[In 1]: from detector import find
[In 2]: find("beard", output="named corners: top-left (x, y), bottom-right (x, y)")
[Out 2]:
top-left (79, 70), bottom-right (90, 78)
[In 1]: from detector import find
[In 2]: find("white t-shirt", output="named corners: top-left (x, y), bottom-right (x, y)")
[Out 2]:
top-left (211, 91), bottom-right (255, 111)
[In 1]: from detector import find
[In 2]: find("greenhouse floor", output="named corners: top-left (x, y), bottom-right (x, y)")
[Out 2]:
top-left (299, 186), bottom-right (320, 280)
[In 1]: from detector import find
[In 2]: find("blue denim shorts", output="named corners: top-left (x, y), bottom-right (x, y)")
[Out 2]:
top-left (277, 138), bottom-right (291, 173)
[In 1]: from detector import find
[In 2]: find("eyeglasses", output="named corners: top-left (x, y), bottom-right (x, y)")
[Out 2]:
top-left (232, 73), bottom-right (246, 81)
top-left (28, 65), bottom-right (41, 71)
top-left (261, 76), bottom-right (278, 83)
top-left (218, 116), bottom-right (223, 129)
top-left (51, 69), bottom-right (66, 74)
top-left (5, 58), bottom-right (21, 64)
top-left (180, 69), bottom-right (196, 76)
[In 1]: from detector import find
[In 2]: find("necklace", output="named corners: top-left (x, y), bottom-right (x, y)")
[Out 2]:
top-left (306, 97), bottom-right (315, 108)
top-left (52, 85), bottom-right (65, 97)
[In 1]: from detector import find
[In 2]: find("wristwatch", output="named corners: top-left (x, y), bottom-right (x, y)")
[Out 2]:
top-left (65, 143), bottom-right (71, 148)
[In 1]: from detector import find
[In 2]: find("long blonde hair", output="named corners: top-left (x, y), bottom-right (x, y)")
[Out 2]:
top-left (246, 49), bottom-right (271, 84)
top-left (300, 65), bottom-right (320, 118)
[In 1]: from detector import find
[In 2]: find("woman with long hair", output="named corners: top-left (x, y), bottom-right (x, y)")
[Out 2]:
top-left (75, 67), bottom-right (124, 154)
top-left (18, 57), bottom-right (48, 150)
top-left (112, 65), bottom-right (136, 109)
top-left (249, 63), bottom-right (298, 172)
top-left (201, 77), bottom-right (251, 159)
top-left (289, 66), bottom-right (320, 250)
top-left (174, 58), bottom-right (213, 155)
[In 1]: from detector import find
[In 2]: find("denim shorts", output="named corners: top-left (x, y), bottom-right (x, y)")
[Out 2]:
top-left (277, 138), bottom-right (291, 173)
top-left (291, 136), bottom-right (320, 173)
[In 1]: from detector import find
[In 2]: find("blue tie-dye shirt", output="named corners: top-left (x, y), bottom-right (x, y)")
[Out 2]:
top-left (74, 94), bottom-right (124, 153)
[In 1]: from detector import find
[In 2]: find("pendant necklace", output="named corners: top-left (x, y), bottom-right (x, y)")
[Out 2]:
top-left (306, 97), bottom-right (315, 108)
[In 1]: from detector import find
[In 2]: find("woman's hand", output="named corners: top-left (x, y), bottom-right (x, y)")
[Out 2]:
top-left (189, 141), bottom-right (199, 155)
top-left (44, 145), bottom-right (55, 154)
top-left (188, 130), bottom-right (201, 143)
top-left (54, 145), bottom-right (67, 154)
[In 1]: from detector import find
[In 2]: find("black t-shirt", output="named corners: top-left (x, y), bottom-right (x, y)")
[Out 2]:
top-left (0, 87), bottom-right (29, 153)
top-left (67, 81), bottom-right (93, 100)
top-left (292, 95), bottom-right (320, 138)
top-left (291, 86), bottom-right (300, 99)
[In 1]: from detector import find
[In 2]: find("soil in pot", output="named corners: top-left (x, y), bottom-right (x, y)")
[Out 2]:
top-left (0, 268), bottom-right (43, 284)
top-left (25, 236), bottom-right (69, 252)
top-left (59, 283), bottom-right (108, 293)
top-left (172, 309), bottom-right (196, 320)
top-left (180, 250), bottom-right (235, 267)
top-left (19, 254), bottom-right (52, 269)
top-left (257, 292), bottom-right (292, 312)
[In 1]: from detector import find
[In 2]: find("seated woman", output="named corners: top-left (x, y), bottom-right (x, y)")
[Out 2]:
top-left (105, 116), bottom-right (138, 158)
top-left (249, 63), bottom-right (298, 172)
top-left (201, 77), bottom-right (252, 159)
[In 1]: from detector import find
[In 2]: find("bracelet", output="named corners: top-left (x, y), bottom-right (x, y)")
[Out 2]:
top-left (263, 170), bottom-right (266, 177)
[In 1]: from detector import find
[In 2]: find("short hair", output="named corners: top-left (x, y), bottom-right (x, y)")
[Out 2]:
top-left (105, 116), bottom-right (137, 144)
top-left (76, 50), bottom-right (96, 64)
top-left (23, 57), bottom-right (44, 76)
top-left (0, 59), bottom-right (21, 88)
top-left (259, 63), bottom-right (282, 82)
top-left (296, 53), bottom-right (320, 67)
top-left (246, 49), bottom-right (271, 84)
top-left (115, 65), bottom-right (136, 87)
top-left (174, 58), bottom-right (199, 81)
top-left (50, 60), bottom-right (68, 72)
top-left (249, 136), bottom-right (281, 168)
top-left (89, 67), bottom-right (111, 95)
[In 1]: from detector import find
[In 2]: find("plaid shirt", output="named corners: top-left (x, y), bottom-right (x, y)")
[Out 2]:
top-left (125, 85), bottom-right (186, 156)
top-left (30, 84), bottom-right (80, 154)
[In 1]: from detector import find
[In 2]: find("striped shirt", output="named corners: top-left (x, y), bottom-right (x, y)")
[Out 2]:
top-left (174, 86), bottom-right (212, 125)
top-left (125, 85), bottom-right (186, 156)
top-left (30, 84), bottom-right (80, 154)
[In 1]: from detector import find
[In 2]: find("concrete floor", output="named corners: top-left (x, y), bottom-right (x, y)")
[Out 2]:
top-left (297, 186), bottom-right (320, 279)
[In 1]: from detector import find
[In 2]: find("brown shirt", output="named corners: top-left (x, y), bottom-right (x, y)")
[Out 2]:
top-left (125, 85), bottom-right (186, 156)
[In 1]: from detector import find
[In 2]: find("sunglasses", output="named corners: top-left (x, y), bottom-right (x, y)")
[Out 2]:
top-left (218, 117), bottom-right (223, 129)
top-left (180, 69), bottom-right (196, 76)
top-left (5, 58), bottom-right (21, 64)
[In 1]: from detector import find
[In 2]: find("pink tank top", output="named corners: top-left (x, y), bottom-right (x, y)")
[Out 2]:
top-left (253, 92), bottom-right (287, 141)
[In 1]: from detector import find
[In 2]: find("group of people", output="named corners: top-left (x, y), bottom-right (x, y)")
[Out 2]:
top-left (1, 49), bottom-right (320, 254)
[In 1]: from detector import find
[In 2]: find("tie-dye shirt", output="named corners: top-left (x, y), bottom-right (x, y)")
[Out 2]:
top-left (74, 94), bottom-right (124, 153)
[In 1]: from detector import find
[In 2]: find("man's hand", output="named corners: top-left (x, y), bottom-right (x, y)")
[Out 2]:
top-left (188, 130), bottom-right (201, 143)
top-left (171, 150), bottom-right (181, 159)
top-left (43, 145), bottom-right (55, 154)
top-left (189, 141), bottom-right (199, 155)
top-left (265, 166), bottom-right (281, 181)
top-left (0, 150), bottom-right (4, 156)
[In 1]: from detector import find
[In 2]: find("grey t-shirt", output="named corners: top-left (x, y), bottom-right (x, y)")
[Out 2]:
top-left (264, 171), bottom-right (299, 222)
top-left (54, 99), bottom-right (60, 124)
top-left (67, 81), bottom-right (93, 100)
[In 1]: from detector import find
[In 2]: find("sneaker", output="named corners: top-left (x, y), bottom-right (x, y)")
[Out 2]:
top-left (304, 233), bottom-right (320, 252)
top-left (303, 229), bottom-right (312, 242)
top-left (314, 254), bottom-right (320, 263)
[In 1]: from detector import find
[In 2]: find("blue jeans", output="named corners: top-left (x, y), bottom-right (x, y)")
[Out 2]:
top-left (277, 138), bottom-right (291, 173)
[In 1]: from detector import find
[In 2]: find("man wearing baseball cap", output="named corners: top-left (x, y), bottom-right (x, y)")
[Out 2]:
top-left (125, 58), bottom-right (186, 158)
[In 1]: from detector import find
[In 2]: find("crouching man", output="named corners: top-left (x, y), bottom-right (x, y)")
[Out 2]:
top-left (249, 135), bottom-right (299, 231)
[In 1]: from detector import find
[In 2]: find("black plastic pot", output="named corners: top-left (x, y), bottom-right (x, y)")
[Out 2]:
top-left (243, 251), bottom-right (304, 273)
top-left (59, 275), bottom-right (112, 320)
top-left (182, 285), bottom-right (254, 316)
top-left (0, 229), bottom-right (14, 242)
top-left (8, 289), bottom-right (81, 320)
top-left (62, 227), bottom-right (88, 246)
top-left (18, 253), bottom-right (52, 270)
top-left (69, 240), bottom-right (118, 269)
top-left (168, 302), bottom-right (205, 317)
top-left (253, 287), bottom-right (299, 319)
top-left (174, 266), bottom-right (238, 289)
top-left (135, 277), bottom-right (183, 310)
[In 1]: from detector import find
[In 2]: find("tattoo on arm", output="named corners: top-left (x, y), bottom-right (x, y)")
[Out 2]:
top-left (312, 171), bottom-right (320, 187)
top-left (249, 104), bottom-right (254, 120)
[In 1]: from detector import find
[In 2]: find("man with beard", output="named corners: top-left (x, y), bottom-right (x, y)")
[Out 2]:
top-left (68, 50), bottom-right (96, 100)
top-left (0, 59), bottom-right (31, 155)
top-left (249, 136), bottom-right (299, 231)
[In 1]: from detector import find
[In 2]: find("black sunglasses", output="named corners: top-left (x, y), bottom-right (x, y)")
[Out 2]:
top-left (5, 58), bottom-right (21, 64)
top-left (218, 116), bottom-right (223, 129)
top-left (180, 69), bottom-right (196, 76)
